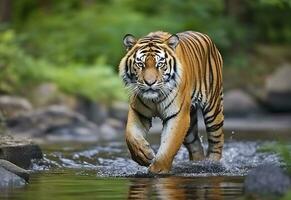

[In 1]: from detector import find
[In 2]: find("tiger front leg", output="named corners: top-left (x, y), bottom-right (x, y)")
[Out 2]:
top-left (126, 107), bottom-right (155, 166)
top-left (148, 108), bottom-right (190, 174)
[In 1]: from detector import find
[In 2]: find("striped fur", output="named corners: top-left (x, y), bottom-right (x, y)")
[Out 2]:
top-left (119, 31), bottom-right (224, 173)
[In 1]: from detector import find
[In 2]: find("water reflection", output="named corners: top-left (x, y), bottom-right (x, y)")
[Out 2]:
top-left (29, 139), bottom-right (282, 200)
top-left (6, 137), bottom-right (285, 200)
top-left (127, 176), bottom-right (243, 200)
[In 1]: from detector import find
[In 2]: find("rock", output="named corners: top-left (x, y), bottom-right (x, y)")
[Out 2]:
top-left (109, 101), bottom-right (128, 122)
top-left (0, 167), bottom-right (27, 188)
top-left (45, 124), bottom-right (99, 142)
top-left (0, 135), bottom-right (43, 169)
top-left (266, 64), bottom-right (291, 92)
top-left (265, 64), bottom-right (291, 112)
top-left (0, 95), bottom-right (32, 118)
top-left (76, 98), bottom-right (108, 125)
top-left (105, 118), bottom-right (125, 132)
top-left (6, 105), bottom-right (100, 142)
top-left (30, 83), bottom-right (78, 109)
top-left (0, 159), bottom-right (29, 182)
top-left (244, 164), bottom-right (291, 196)
top-left (99, 123), bottom-right (119, 140)
top-left (223, 89), bottom-right (262, 117)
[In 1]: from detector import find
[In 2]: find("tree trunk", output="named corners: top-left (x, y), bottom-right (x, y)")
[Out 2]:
top-left (0, 0), bottom-right (12, 22)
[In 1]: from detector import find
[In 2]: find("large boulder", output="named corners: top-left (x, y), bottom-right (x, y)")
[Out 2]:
top-left (6, 105), bottom-right (101, 142)
top-left (244, 164), bottom-right (291, 197)
top-left (223, 89), bottom-right (262, 117)
top-left (104, 118), bottom-right (125, 132)
top-left (0, 95), bottom-right (32, 118)
top-left (30, 83), bottom-right (78, 109)
top-left (76, 99), bottom-right (109, 125)
top-left (0, 159), bottom-right (29, 182)
top-left (0, 167), bottom-right (27, 188)
top-left (265, 64), bottom-right (291, 112)
top-left (99, 123), bottom-right (119, 140)
top-left (0, 135), bottom-right (43, 169)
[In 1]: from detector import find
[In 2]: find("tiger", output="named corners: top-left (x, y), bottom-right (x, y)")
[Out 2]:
top-left (118, 31), bottom-right (224, 174)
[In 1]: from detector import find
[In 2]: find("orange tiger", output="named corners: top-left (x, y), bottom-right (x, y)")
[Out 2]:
top-left (119, 31), bottom-right (224, 174)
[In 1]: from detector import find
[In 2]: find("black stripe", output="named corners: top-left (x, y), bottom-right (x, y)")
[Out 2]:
top-left (209, 133), bottom-right (222, 138)
top-left (137, 96), bottom-right (151, 110)
top-left (164, 91), bottom-right (178, 111)
top-left (203, 96), bottom-right (218, 114)
top-left (125, 57), bottom-right (129, 73)
top-left (140, 50), bottom-right (148, 54)
top-left (193, 32), bottom-right (215, 95)
top-left (209, 150), bottom-right (221, 154)
top-left (157, 94), bottom-right (168, 103)
top-left (208, 138), bottom-right (221, 144)
top-left (162, 106), bottom-right (182, 125)
top-left (204, 107), bottom-right (222, 124)
top-left (138, 46), bottom-right (148, 52)
top-left (169, 59), bottom-right (172, 68)
top-left (125, 57), bottom-right (132, 79)
top-left (152, 49), bottom-right (161, 53)
top-left (204, 114), bottom-right (214, 124)
top-left (206, 121), bottom-right (224, 132)
top-left (173, 58), bottom-right (177, 73)
top-left (191, 90), bottom-right (196, 99)
top-left (131, 106), bottom-right (151, 121)
top-left (208, 54), bottom-right (214, 89)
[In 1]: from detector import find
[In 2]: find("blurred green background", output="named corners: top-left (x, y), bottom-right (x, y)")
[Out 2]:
top-left (0, 0), bottom-right (291, 103)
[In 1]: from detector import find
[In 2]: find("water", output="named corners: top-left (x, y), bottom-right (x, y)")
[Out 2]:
top-left (0, 132), bottom-right (286, 200)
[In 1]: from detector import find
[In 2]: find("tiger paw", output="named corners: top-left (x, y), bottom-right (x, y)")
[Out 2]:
top-left (126, 135), bottom-right (155, 166)
top-left (189, 151), bottom-right (205, 161)
top-left (148, 160), bottom-right (171, 174)
top-left (207, 152), bottom-right (221, 161)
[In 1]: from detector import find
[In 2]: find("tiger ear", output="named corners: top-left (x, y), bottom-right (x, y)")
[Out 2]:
top-left (123, 34), bottom-right (137, 50)
top-left (166, 34), bottom-right (179, 49)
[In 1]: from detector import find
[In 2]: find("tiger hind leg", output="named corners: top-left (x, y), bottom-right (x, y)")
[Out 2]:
top-left (202, 100), bottom-right (224, 161)
top-left (183, 106), bottom-right (204, 161)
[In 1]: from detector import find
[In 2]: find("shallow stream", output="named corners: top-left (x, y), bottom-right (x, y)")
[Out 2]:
top-left (1, 131), bottom-right (288, 199)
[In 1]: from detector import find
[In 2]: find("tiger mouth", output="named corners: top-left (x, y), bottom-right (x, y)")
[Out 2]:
top-left (142, 88), bottom-right (161, 94)
top-left (145, 88), bottom-right (156, 92)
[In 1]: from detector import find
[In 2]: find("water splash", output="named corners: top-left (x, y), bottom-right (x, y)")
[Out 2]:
top-left (32, 140), bottom-right (282, 177)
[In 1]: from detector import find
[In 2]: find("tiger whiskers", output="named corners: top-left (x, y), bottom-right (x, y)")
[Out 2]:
top-left (125, 84), bottom-right (139, 98)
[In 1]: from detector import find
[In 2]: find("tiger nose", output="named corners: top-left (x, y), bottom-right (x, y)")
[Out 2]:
top-left (143, 65), bottom-right (158, 86)
top-left (144, 78), bottom-right (157, 86)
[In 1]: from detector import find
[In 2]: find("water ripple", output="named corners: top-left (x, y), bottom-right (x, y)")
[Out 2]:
top-left (32, 141), bottom-right (282, 177)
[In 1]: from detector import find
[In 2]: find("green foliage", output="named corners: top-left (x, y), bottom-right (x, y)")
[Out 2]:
top-left (260, 142), bottom-right (291, 173)
top-left (259, 0), bottom-right (291, 7)
top-left (248, 0), bottom-right (291, 43)
top-left (43, 63), bottom-right (127, 103)
top-left (0, 30), bottom-right (126, 103)
top-left (1, 0), bottom-right (291, 100)
top-left (17, 1), bottom-right (181, 66)
top-left (259, 142), bottom-right (291, 200)
top-left (11, 0), bottom-right (290, 68)
top-left (12, 0), bottom-right (251, 66)
top-left (0, 30), bottom-right (40, 92)
top-left (281, 190), bottom-right (291, 200)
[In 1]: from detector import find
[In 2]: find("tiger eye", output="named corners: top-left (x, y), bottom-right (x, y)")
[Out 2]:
top-left (137, 62), bottom-right (144, 68)
top-left (157, 62), bottom-right (163, 68)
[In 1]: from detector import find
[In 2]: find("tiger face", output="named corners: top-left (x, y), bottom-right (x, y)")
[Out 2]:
top-left (119, 33), bottom-right (181, 100)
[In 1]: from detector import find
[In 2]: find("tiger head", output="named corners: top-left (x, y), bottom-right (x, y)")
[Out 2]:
top-left (119, 32), bottom-right (181, 100)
